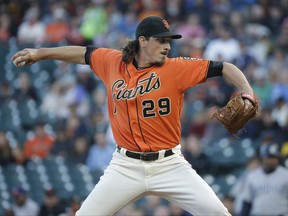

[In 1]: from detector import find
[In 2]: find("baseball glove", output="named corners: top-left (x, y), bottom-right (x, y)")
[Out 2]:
top-left (212, 92), bottom-right (258, 135)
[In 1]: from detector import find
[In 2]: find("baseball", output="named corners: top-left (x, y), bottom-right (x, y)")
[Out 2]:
top-left (13, 60), bottom-right (26, 67)
top-left (18, 61), bottom-right (26, 67)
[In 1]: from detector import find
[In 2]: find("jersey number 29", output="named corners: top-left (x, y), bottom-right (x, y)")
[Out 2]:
top-left (142, 97), bottom-right (171, 118)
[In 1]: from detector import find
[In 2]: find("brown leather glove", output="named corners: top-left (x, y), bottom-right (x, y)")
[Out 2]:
top-left (212, 93), bottom-right (259, 135)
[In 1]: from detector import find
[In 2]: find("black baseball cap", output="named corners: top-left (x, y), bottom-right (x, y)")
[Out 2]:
top-left (135, 16), bottom-right (182, 39)
top-left (12, 186), bottom-right (27, 197)
top-left (259, 143), bottom-right (280, 158)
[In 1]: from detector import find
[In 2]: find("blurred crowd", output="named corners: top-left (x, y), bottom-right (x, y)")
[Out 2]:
top-left (1, 0), bottom-right (288, 215)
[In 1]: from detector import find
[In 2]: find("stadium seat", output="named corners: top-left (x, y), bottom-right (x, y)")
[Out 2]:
top-left (18, 99), bottom-right (39, 129)
top-left (211, 174), bottom-right (236, 199)
top-left (2, 165), bottom-right (22, 190)
top-left (67, 163), bottom-right (92, 199)
top-left (0, 100), bottom-right (21, 132)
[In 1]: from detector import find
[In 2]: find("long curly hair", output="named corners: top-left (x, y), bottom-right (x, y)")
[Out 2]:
top-left (121, 40), bottom-right (139, 64)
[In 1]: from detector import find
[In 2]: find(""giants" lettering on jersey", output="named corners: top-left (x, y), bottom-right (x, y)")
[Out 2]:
top-left (111, 72), bottom-right (161, 101)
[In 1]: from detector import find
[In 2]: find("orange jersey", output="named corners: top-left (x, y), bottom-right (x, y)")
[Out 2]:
top-left (89, 48), bottom-right (209, 152)
top-left (24, 135), bottom-right (55, 159)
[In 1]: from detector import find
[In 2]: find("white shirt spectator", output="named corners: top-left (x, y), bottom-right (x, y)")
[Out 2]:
top-left (11, 187), bottom-right (39, 216)
top-left (12, 198), bottom-right (39, 216)
top-left (86, 132), bottom-right (115, 172)
top-left (204, 26), bottom-right (240, 62)
top-left (17, 7), bottom-right (45, 45)
top-left (271, 97), bottom-right (288, 128)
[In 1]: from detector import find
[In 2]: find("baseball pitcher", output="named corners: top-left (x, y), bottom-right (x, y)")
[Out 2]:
top-left (12, 16), bottom-right (258, 216)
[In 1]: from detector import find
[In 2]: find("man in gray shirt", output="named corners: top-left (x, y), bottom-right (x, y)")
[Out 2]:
top-left (240, 142), bottom-right (288, 216)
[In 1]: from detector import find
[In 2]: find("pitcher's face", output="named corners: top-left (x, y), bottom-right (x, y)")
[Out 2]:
top-left (139, 36), bottom-right (172, 67)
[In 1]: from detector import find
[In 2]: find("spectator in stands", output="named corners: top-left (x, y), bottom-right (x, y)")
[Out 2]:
top-left (174, 14), bottom-right (206, 58)
top-left (229, 156), bottom-right (260, 216)
top-left (67, 136), bottom-right (89, 165)
top-left (0, 81), bottom-right (12, 103)
top-left (137, 0), bottom-right (164, 21)
top-left (247, 108), bottom-right (282, 141)
top-left (64, 114), bottom-right (89, 140)
top-left (115, 203), bottom-right (144, 216)
top-left (11, 146), bottom-right (27, 165)
top-left (187, 111), bottom-right (209, 139)
top-left (86, 131), bottom-right (115, 172)
top-left (182, 134), bottom-right (210, 175)
top-left (4, 208), bottom-right (15, 216)
top-left (169, 202), bottom-right (192, 216)
top-left (176, 38), bottom-right (204, 59)
top-left (75, 64), bottom-right (97, 94)
top-left (79, 0), bottom-right (108, 45)
top-left (11, 186), bottom-right (39, 216)
top-left (175, 14), bottom-right (205, 43)
top-left (251, 67), bottom-right (273, 108)
top-left (45, 6), bottom-right (70, 44)
top-left (271, 97), bottom-right (288, 129)
top-left (0, 13), bottom-right (11, 41)
top-left (50, 127), bottom-right (72, 158)
top-left (270, 72), bottom-right (288, 104)
top-left (13, 72), bottom-right (39, 104)
top-left (276, 16), bottom-right (288, 52)
top-left (267, 48), bottom-right (288, 82)
top-left (90, 85), bottom-right (107, 111)
top-left (140, 195), bottom-right (165, 216)
top-left (23, 121), bottom-right (55, 160)
top-left (17, 6), bottom-right (45, 45)
top-left (63, 196), bottom-right (81, 216)
top-left (265, 5), bottom-right (284, 35)
top-left (281, 141), bottom-right (288, 169)
top-left (221, 195), bottom-right (235, 216)
top-left (40, 81), bottom-right (63, 118)
top-left (246, 24), bottom-right (272, 65)
top-left (53, 61), bottom-right (74, 82)
top-left (233, 40), bottom-right (256, 73)
top-left (105, 124), bottom-right (117, 148)
top-left (38, 187), bottom-right (66, 216)
top-left (89, 109), bottom-right (108, 135)
top-left (204, 24), bottom-right (241, 62)
top-left (201, 106), bottom-right (228, 146)
top-left (89, 87), bottom-right (110, 134)
top-left (107, 8), bottom-right (138, 41)
top-left (239, 142), bottom-right (288, 216)
top-left (58, 74), bottom-right (90, 119)
top-left (66, 16), bottom-right (85, 45)
top-left (0, 131), bottom-right (15, 166)
top-left (42, 73), bottom-right (90, 120)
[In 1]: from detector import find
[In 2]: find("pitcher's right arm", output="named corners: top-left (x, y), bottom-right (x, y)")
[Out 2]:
top-left (11, 46), bottom-right (87, 67)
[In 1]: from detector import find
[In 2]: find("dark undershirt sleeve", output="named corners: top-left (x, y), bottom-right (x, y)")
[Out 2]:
top-left (85, 46), bottom-right (98, 65)
top-left (207, 61), bottom-right (223, 78)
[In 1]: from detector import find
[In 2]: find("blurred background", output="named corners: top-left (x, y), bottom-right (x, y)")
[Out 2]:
top-left (0, 0), bottom-right (288, 215)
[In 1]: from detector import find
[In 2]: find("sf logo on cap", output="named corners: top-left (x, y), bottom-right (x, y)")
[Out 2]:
top-left (162, 20), bottom-right (170, 30)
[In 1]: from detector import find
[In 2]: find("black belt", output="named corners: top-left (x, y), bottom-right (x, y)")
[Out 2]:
top-left (117, 146), bottom-right (174, 161)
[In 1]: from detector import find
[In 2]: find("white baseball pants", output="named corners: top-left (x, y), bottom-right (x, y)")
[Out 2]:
top-left (75, 145), bottom-right (231, 216)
